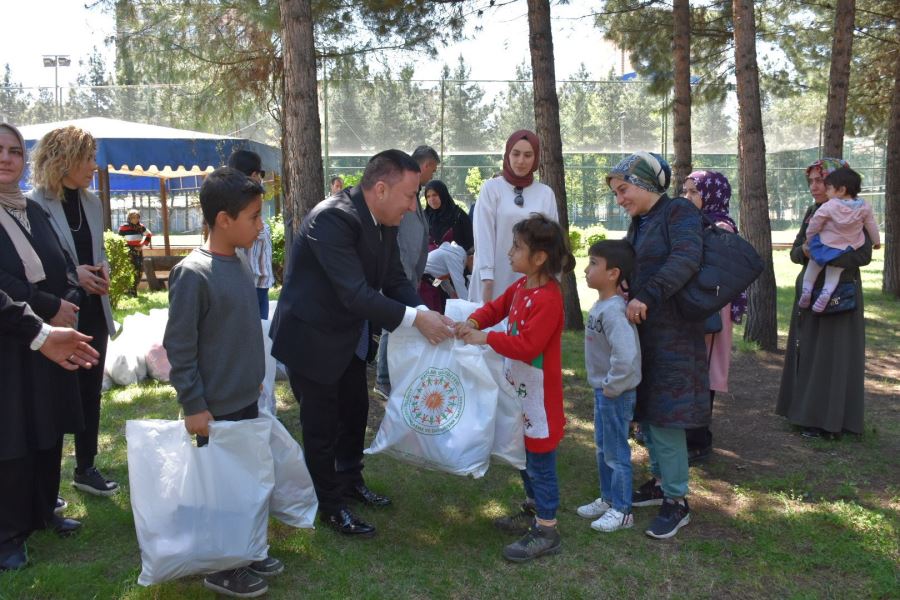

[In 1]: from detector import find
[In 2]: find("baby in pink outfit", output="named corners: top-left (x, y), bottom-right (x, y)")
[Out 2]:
top-left (800, 166), bottom-right (881, 312)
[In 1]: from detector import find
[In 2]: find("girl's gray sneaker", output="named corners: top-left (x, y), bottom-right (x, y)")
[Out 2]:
top-left (502, 523), bottom-right (561, 562)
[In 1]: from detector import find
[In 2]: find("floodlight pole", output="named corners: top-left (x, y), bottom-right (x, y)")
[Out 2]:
top-left (42, 55), bottom-right (71, 120)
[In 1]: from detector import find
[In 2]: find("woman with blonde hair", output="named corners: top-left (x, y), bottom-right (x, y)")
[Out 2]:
top-left (30, 125), bottom-right (118, 498)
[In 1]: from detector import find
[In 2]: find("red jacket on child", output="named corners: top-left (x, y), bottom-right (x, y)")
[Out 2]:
top-left (468, 277), bottom-right (565, 453)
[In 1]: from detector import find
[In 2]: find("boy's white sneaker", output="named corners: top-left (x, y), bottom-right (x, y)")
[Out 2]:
top-left (591, 508), bottom-right (634, 532)
top-left (577, 497), bottom-right (611, 519)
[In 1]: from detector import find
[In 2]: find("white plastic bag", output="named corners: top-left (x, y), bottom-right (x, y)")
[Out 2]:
top-left (126, 418), bottom-right (275, 586)
top-left (445, 300), bottom-right (526, 470)
top-left (262, 412), bottom-right (318, 528)
top-left (258, 319), bottom-right (277, 415)
top-left (365, 322), bottom-right (497, 478)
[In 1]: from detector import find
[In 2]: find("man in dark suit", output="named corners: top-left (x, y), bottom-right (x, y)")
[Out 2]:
top-left (270, 150), bottom-right (452, 537)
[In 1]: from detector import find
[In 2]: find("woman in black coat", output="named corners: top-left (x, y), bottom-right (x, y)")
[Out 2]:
top-left (420, 179), bottom-right (473, 311)
top-left (608, 152), bottom-right (708, 541)
top-left (0, 123), bottom-right (85, 571)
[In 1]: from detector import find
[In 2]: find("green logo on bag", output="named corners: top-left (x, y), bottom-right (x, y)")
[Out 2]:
top-left (402, 367), bottom-right (465, 435)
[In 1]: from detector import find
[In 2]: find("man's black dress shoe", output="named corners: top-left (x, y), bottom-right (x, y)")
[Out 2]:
top-left (0, 547), bottom-right (27, 571)
top-left (344, 483), bottom-right (392, 508)
top-left (320, 508), bottom-right (376, 537)
top-left (51, 515), bottom-right (81, 537)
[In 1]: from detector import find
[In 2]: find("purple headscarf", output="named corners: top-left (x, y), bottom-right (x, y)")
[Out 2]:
top-left (687, 170), bottom-right (747, 324)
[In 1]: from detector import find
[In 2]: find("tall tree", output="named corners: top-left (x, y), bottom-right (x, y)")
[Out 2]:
top-left (883, 49), bottom-right (900, 297)
top-left (822, 0), bottom-right (856, 157)
top-left (0, 65), bottom-right (29, 124)
top-left (280, 0), bottom-right (323, 245)
top-left (672, 0), bottom-right (693, 195)
top-left (526, 0), bottom-right (582, 330)
top-left (733, 0), bottom-right (777, 350)
top-left (443, 56), bottom-right (496, 152)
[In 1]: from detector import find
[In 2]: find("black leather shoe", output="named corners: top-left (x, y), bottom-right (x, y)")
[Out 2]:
top-left (51, 515), bottom-right (81, 537)
top-left (344, 483), bottom-right (392, 508)
top-left (0, 547), bottom-right (27, 571)
top-left (320, 508), bottom-right (376, 537)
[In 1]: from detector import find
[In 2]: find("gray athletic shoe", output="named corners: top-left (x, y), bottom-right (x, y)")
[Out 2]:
top-left (493, 501), bottom-right (537, 535)
top-left (502, 522), bottom-right (562, 562)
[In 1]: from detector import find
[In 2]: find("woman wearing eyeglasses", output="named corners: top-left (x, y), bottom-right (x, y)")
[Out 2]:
top-left (469, 130), bottom-right (559, 302)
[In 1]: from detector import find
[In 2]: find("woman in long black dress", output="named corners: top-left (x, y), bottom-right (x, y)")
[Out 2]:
top-left (30, 125), bottom-right (119, 496)
top-left (775, 158), bottom-right (873, 437)
top-left (0, 122), bottom-right (85, 571)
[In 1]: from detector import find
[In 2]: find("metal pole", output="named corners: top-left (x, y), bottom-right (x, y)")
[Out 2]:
top-left (54, 62), bottom-right (60, 120)
top-left (439, 78), bottom-right (446, 178)
top-left (322, 57), bottom-right (330, 194)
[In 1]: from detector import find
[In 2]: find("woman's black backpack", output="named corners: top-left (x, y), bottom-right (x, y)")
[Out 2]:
top-left (665, 203), bottom-right (764, 322)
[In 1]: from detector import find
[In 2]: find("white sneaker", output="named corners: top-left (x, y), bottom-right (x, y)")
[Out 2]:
top-left (576, 497), bottom-right (611, 519)
top-left (591, 508), bottom-right (634, 532)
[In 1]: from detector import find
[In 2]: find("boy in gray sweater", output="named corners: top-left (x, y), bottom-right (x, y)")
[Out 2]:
top-left (163, 167), bottom-right (281, 598)
top-left (577, 240), bottom-right (641, 533)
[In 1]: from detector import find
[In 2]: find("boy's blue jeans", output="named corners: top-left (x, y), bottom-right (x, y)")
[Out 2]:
top-left (594, 388), bottom-right (636, 514)
top-left (520, 449), bottom-right (559, 520)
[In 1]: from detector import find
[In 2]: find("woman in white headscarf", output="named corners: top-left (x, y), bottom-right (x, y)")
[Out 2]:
top-left (0, 123), bottom-right (86, 571)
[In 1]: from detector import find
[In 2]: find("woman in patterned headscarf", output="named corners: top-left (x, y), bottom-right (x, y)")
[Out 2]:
top-left (775, 158), bottom-right (873, 438)
top-left (682, 170), bottom-right (746, 462)
top-left (606, 151), bottom-right (708, 540)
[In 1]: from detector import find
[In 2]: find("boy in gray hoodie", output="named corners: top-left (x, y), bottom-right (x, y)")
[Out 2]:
top-left (577, 240), bottom-right (641, 533)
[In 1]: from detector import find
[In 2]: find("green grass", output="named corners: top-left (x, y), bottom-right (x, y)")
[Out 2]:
top-left (3, 252), bottom-right (897, 599)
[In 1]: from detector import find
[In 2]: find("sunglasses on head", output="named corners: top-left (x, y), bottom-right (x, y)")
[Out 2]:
top-left (514, 187), bottom-right (524, 207)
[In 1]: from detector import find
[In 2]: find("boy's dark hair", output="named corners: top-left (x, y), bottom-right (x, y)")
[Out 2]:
top-left (200, 167), bottom-right (264, 228)
top-left (512, 213), bottom-right (576, 278)
top-left (411, 145), bottom-right (440, 165)
top-left (226, 149), bottom-right (262, 177)
top-left (360, 149), bottom-right (421, 190)
top-left (588, 239), bottom-right (635, 285)
top-left (824, 166), bottom-right (862, 198)
top-left (330, 174), bottom-right (343, 185)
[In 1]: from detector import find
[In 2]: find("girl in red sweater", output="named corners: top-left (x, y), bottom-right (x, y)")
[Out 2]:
top-left (455, 213), bottom-right (573, 562)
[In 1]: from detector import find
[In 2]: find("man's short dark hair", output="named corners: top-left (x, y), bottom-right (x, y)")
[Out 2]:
top-left (824, 166), bottom-right (862, 198)
top-left (588, 239), bottom-right (635, 284)
top-left (226, 149), bottom-right (262, 177)
top-left (200, 167), bottom-right (264, 228)
top-left (360, 150), bottom-right (421, 190)
top-left (411, 145), bottom-right (440, 165)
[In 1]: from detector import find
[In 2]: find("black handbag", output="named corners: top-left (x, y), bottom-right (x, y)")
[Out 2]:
top-left (810, 281), bottom-right (857, 315)
top-left (664, 204), bottom-right (764, 322)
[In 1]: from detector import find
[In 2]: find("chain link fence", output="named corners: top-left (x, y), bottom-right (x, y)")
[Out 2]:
top-left (2, 80), bottom-right (887, 234)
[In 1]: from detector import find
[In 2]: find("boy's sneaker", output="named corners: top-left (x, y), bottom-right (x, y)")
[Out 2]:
top-left (372, 382), bottom-right (391, 402)
top-left (493, 501), bottom-right (536, 535)
top-left (248, 556), bottom-right (284, 577)
top-left (591, 508), bottom-right (634, 532)
top-left (576, 497), bottom-right (611, 519)
top-left (203, 567), bottom-right (268, 598)
top-left (502, 522), bottom-right (561, 562)
top-left (73, 467), bottom-right (118, 497)
top-left (632, 478), bottom-right (664, 507)
top-left (645, 498), bottom-right (691, 539)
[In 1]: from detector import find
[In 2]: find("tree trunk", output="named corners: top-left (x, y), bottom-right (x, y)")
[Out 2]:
top-left (279, 0), bottom-right (323, 260)
top-left (526, 0), bottom-right (583, 331)
top-left (672, 0), bottom-right (692, 196)
top-left (733, 0), bottom-right (778, 351)
top-left (883, 51), bottom-right (900, 297)
top-left (822, 0), bottom-right (856, 158)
